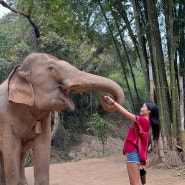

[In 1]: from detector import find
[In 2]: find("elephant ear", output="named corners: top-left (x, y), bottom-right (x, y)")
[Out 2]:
top-left (8, 65), bottom-right (34, 106)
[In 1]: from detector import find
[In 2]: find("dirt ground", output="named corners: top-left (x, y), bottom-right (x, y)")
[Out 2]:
top-left (25, 154), bottom-right (185, 185)
top-left (25, 134), bottom-right (185, 184)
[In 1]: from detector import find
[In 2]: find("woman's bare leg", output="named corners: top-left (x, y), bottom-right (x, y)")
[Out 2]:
top-left (127, 162), bottom-right (142, 185)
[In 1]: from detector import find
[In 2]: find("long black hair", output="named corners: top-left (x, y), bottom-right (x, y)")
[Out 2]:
top-left (145, 101), bottom-right (161, 140)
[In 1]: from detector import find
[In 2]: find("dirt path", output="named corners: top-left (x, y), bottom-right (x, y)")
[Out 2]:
top-left (25, 155), bottom-right (184, 185)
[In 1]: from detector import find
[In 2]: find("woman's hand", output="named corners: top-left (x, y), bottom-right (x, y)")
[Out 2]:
top-left (102, 95), bottom-right (115, 105)
top-left (102, 95), bottom-right (136, 122)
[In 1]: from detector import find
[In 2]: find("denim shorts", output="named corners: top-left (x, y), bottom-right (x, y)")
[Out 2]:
top-left (126, 152), bottom-right (141, 164)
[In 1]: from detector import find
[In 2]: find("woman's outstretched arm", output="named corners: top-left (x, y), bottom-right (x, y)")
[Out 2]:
top-left (102, 95), bottom-right (137, 123)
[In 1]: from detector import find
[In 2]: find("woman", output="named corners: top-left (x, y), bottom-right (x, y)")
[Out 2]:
top-left (103, 95), bottom-right (161, 185)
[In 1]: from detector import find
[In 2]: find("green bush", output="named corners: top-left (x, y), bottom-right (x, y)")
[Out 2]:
top-left (87, 112), bottom-right (110, 155)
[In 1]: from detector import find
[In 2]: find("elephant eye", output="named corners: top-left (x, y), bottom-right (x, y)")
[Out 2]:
top-left (48, 64), bottom-right (56, 71)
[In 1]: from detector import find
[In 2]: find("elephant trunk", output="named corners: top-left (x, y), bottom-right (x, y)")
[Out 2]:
top-left (68, 71), bottom-right (124, 112)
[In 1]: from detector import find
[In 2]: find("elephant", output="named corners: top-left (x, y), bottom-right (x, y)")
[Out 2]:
top-left (0, 52), bottom-right (124, 185)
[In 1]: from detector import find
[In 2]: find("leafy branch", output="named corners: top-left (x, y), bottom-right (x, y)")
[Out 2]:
top-left (0, 0), bottom-right (40, 38)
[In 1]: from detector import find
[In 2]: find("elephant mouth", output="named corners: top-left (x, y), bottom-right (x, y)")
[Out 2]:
top-left (60, 86), bottom-right (70, 97)
top-left (59, 85), bottom-right (72, 101)
top-left (58, 85), bottom-right (74, 110)
top-left (59, 84), bottom-right (85, 97)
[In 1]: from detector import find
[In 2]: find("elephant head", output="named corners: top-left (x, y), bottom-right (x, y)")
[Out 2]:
top-left (8, 52), bottom-right (124, 112)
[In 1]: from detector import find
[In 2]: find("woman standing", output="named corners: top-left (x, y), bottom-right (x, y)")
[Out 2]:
top-left (103, 95), bottom-right (161, 185)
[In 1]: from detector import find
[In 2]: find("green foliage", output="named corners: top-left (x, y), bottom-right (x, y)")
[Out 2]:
top-left (52, 124), bottom-right (71, 150)
top-left (0, 13), bottom-right (32, 79)
top-left (87, 112), bottom-right (110, 155)
top-left (51, 120), bottom-right (82, 151)
top-left (51, 112), bottom-right (83, 151)
top-left (12, 41), bottom-right (32, 57)
top-left (0, 59), bottom-right (14, 82)
top-left (25, 149), bottom-right (33, 167)
top-left (40, 31), bottom-right (80, 62)
top-left (40, 32), bottom-right (63, 52)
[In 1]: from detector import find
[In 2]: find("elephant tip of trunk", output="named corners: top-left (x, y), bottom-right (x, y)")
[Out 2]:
top-left (100, 99), bottom-right (123, 113)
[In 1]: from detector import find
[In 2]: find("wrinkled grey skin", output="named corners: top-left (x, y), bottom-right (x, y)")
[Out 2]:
top-left (0, 52), bottom-right (124, 185)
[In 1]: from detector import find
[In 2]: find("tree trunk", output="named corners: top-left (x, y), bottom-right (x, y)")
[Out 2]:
top-left (148, 57), bottom-right (154, 101)
top-left (79, 46), bottom-right (104, 70)
top-left (163, 0), bottom-right (178, 140)
top-left (131, 0), bottom-right (150, 95)
top-left (51, 111), bottom-right (59, 141)
top-left (109, 2), bottom-right (141, 110)
top-left (146, 0), bottom-right (164, 133)
top-left (98, 0), bottom-right (135, 112)
top-left (179, 76), bottom-right (184, 130)
top-left (146, 0), bottom-right (168, 165)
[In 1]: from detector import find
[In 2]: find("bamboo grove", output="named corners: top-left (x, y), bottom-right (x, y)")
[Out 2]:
top-left (100, 0), bottom-right (185, 166)
top-left (97, 0), bottom-right (185, 166)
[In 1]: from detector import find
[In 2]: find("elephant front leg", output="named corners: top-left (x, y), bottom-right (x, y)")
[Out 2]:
top-left (32, 118), bottom-right (51, 185)
top-left (3, 146), bottom-right (22, 185)
top-left (33, 141), bottom-right (50, 185)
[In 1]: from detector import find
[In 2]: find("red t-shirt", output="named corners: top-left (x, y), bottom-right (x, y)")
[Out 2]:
top-left (123, 115), bottom-right (150, 165)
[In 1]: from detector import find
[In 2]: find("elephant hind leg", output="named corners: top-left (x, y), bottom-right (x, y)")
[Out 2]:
top-left (0, 151), bottom-right (6, 185)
